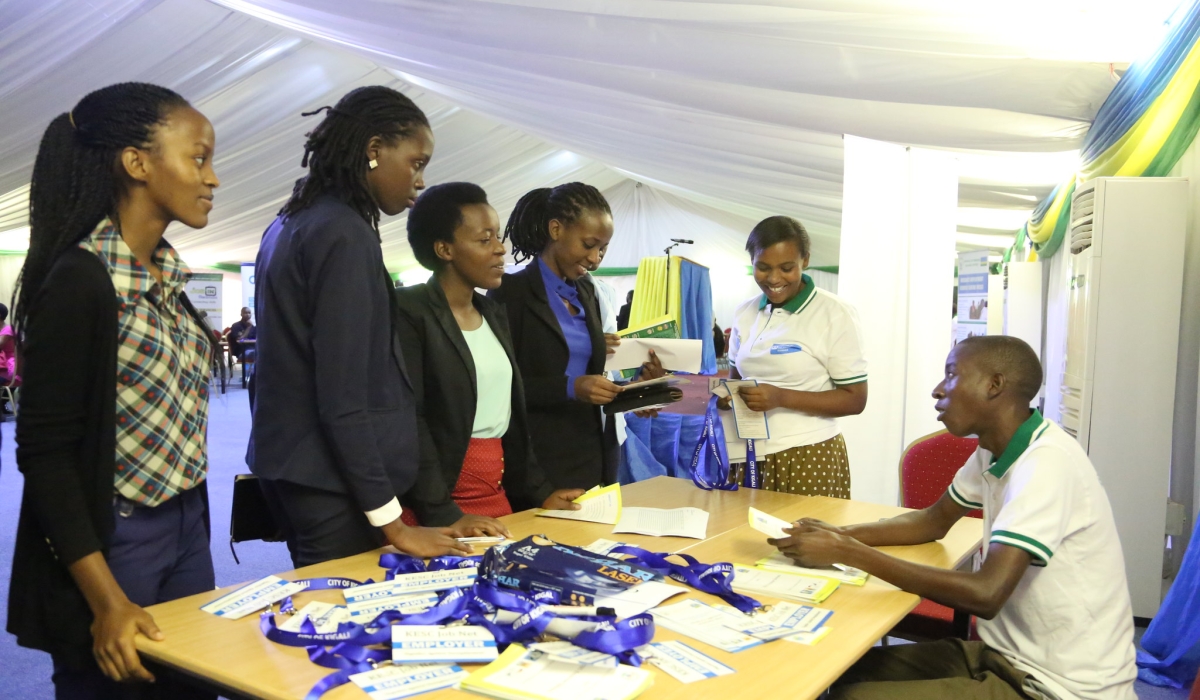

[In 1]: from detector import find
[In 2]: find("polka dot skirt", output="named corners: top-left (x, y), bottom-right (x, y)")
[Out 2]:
top-left (731, 434), bottom-right (851, 498)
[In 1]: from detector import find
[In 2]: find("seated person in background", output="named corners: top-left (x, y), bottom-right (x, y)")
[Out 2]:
top-left (228, 306), bottom-right (256, 362)
top-left (770, 335), bottom-right (1136, 700)
top-left (395, 182), bottom-right (588, 531)
top-left (0, 302), bottom-right (16, 383)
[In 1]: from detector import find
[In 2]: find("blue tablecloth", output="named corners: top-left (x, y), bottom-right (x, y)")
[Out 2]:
top-left (619, 413), bottom-right (707, 484)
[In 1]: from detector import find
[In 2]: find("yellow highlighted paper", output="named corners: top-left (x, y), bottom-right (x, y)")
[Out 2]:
top-left (535, 483), bottom-right (622, 525)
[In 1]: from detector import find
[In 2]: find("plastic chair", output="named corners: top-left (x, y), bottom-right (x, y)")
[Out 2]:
top-left (890, 429), bottom-right (981, 641)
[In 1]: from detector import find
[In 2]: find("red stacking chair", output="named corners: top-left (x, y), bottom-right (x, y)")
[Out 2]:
top-left (890, 429), bottom-right (981, 641)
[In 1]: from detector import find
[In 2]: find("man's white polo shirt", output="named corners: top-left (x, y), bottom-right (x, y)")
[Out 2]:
top-left (948, 411), bottom-right (1137, 700)
top-left (723, 275), bottom-right (867, 461)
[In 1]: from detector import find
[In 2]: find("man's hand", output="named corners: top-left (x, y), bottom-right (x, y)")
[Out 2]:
top-left (738, 383), bottom-right (785, 412)
top-left (542, 489), bottom-right (586, 510)
top-left (768, 521), bottom-right (857, 568)
top-left (90, 598), bottom-right (162, 683)
top-left (604, 333), bottom-right (621, 355)
top-left (574, 375), bottom-right (621, 405)
top-left (381, 519), bottom-right (471, 557)
top-left (639, 349), bottom-right (666, 379)
top-left (450, 514), bottom-right (510, 539)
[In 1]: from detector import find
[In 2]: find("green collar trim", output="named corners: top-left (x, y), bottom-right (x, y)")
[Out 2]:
top-left (758, 274), bottom-right (817, 313)
top-left (987, 410), bottom-right (1048, 479)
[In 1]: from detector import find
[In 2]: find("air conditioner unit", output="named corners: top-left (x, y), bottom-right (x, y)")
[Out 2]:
top-left (1059, 177), bottom-right (1187, 618)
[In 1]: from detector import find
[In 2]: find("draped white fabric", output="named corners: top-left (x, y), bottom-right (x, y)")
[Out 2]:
top-left (0, 0), bottom-right (1184, 272)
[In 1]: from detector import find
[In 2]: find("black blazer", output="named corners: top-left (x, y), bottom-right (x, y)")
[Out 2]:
top-left (487, 260), bottom-right (615, 489)
top-left (247, 194), bottom-right (418, 512)
top-left (8, 248), bottom-right (211, 669)
top-left (394, 281), bottom-right (555, 525)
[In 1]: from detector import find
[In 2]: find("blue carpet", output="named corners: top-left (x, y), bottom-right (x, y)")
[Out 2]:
top-left (0, 383), bottom-right (1192, 698)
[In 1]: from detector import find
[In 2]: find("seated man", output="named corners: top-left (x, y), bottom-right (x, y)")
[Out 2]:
top-left (771, 335), bottom-right (1136, 700)
top-left (229, 306), bottom-right (257, 362)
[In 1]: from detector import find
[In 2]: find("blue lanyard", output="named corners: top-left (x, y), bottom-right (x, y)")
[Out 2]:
top-left (610, 545), bottom-right (764, 614)
top-left (691, 395), bottom-right (737, 491)
top-left (744, 438), bottom-right (760, 489)
top-left (256, 554), bottom-right (656, 699)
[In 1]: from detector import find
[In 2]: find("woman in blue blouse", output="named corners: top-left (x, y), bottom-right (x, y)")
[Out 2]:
top-left (489, 183), bottom-right (657, 489)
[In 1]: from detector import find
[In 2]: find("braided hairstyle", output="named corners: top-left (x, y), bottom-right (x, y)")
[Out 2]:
top-left (504, 182), bottom-right (611, 264)
top-left (16, 82), bottom-right (190, 340)
top-left (281, 86), bottom-right (430, 233)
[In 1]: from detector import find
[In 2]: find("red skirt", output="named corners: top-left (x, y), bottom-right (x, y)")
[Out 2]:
top-left (402, 438), bottom-right (512, 526)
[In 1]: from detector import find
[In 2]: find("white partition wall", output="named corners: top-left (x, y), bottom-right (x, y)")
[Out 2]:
top-left (837, 136), bottom-right (958, 505)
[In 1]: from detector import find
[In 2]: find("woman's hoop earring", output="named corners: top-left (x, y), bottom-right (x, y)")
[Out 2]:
top-left (368, 159), bottom-right (378, 170)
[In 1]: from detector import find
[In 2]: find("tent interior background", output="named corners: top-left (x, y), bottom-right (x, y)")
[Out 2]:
top-left (3, 0), bottom-right (1200, 594)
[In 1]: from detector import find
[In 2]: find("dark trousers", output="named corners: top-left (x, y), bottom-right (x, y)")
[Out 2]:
top-left (830, 639), bottom-right (1034, 700)
top-left (52, 487), bottom-right (216, 700)
top-left (258, 478), bottom-right (384, 568)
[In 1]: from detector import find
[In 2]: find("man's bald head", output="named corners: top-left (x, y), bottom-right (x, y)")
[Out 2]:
top-left (956, 336), bottom-right (1043, 404)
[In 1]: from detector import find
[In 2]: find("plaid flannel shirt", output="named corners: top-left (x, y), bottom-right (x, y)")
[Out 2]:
top-left (80, 220), bottom-right (210, 506)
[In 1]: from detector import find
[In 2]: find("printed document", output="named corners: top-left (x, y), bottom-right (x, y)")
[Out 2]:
top-left (613, 507), bottom-right (708, 539)
top-left (537, 483), bottom-right (621, 525)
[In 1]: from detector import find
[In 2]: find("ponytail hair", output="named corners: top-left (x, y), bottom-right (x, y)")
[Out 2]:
top-left (281, 86), bottom-right (429, 233)
top-left (16, 82), bottom-right (189, 340)
top-left (504, 182), bottom-right (611, 264)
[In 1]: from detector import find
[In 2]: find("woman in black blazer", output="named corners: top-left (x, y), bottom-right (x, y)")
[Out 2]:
top-left (488, 183), bottom-right (661, 489)
top-left (396, 183), bottom-right (586, 529)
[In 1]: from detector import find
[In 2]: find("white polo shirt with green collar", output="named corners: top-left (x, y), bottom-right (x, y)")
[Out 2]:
top-left (723, 275), bottom-right (867, 461)
top-left (948, 410), bottom-right (1137, 700)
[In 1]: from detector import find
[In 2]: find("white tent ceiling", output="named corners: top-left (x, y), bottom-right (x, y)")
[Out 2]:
top-left (0, 0), bottom-right (1186, 271)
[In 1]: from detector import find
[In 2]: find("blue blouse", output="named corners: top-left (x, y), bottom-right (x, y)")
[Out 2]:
top-left (538, 258), bottom-right (592, 399)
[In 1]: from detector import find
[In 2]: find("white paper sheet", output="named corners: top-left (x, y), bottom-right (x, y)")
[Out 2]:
top-left (645, 641), bottom-right (735, 683)
top-left (747, 507), bottom-right (792, 539)
top-left (468, 648), bottom-right (653, 700)
top-left (604, 338), bottom-right (702, 373)
top-left (536, 484), bottom-right (621, 525)
top-left (613, 507), bottom-right (709, 539)
top-left (650, 600), bottom-right (763, 653)
top-left (596, 580), bottom-right (689, 618)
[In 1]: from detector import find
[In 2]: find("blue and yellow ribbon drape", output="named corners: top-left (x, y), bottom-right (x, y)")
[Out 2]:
top-left (1018, 0), bottom-right (1200, 260)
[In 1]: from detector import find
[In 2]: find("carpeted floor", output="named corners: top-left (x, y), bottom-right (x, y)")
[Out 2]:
top-left (0, 380), bottom-right (1192, 698)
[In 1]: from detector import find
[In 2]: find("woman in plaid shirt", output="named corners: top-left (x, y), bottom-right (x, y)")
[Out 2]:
top-left (8, 82), bottom-right (220, 699)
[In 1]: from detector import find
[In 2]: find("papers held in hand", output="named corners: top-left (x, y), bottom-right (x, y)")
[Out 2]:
top-left (711, 379), bottom-right (769, 440)
top-left (536, 483), bottom-right (621, 524)
top-left (604, 337), bottom-right (703, 373)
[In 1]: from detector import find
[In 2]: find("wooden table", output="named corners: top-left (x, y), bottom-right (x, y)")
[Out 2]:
top-left (137, 477), bottom-right (981, 700)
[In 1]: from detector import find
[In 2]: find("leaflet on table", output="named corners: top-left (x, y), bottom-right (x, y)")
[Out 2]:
top-left (649, 600), bottom-right (762, 653)
top-left (458, 536), bottom-right (510, 545)
top-left (712, 602), bottom-right (832, 637)
top-left (461, 645), bottom-right (654, 700)
top-left (604, 337), bottom-right (702, 373)
top-left (349, 663), bottom-right (468, 700)
top-left (785, 627), bottom-right (833, 646)
top-left (583, 538), bottom-right (625, 556)
top-left (278, 601), bottom-right (351, 634)
top-left (613, 507), bottom-right (709, 539)
top-left (200, 575), bottom-right (307, 619)
top-left (645, 641), bottom-right (735, 684)
top-left (344, 568), bottom-right (477, 603)
top-left (730, 565), bottom-right (839, 604)
top-left (755, 551), bottom-right (869, 586)
top-left (712, 379), bottom-right (769, 440)
top-left (527, 641), bottom-right (619, 667)
top-left (392, 625), bottom-right (499, 664)
top-left (536, 483), bottom-right (621, 524)
top-left (492, 610), bottom-right (599, 639)
top-left (347, 591), bottom-right (439, 620)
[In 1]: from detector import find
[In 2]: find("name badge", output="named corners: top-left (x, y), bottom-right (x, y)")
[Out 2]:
top-left (770, 343), bottom-right (803, 354)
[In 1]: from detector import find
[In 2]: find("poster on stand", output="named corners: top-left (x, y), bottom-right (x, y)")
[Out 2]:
top-left (955, 250), bottom-right (989, 344)
top-left (241, 263), bottom-right (256, 323)
top-left (185, 272), bottom-right (223, 334)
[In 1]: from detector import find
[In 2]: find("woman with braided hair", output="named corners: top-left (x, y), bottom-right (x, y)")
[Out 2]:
top-left (248, 85), bottom-right (470, 568)
top-left (8, 82), bottom-right (219, 698)
top-left (488, 183), bottom-right (661, 489)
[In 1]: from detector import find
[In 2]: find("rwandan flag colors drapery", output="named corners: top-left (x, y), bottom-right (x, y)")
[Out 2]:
top-left (1017, 0), bottom-right (1200, 260)
top-left (625, 255), bottom-right (717, 375)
